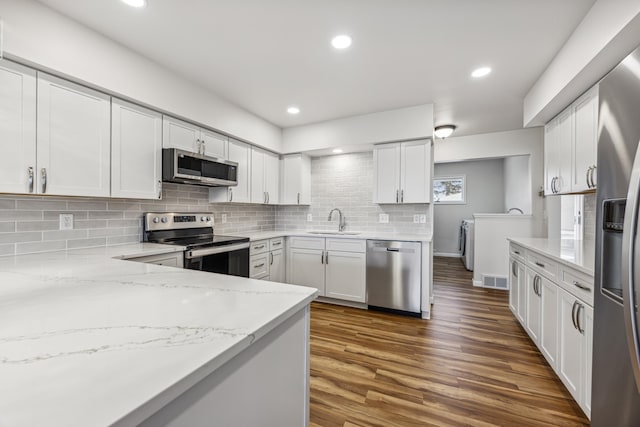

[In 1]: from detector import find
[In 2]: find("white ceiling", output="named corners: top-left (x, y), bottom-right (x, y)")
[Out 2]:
top-left (38, 0), bottom-right (595, 137)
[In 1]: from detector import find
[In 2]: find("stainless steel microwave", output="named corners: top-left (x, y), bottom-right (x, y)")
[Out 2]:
top-left (162, 148), bottom-right (238, 187)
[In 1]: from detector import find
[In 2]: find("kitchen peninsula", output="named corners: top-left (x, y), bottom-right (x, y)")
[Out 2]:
top-left (0, 244), bottom-right (317, 427)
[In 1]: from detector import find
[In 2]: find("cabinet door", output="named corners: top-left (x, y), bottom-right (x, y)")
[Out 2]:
top-left (544, 119), bottom-right (559, 195)
top-left (281, 154), bottom-right (311, 205)
top-left (558, 288), bottom-right (584, 404)
top-left (37, 73), bottom-right (110, 197)
top-left (539, 276), bottom-right (559, 369)
top-left (200, 128), bottom-right (228, 159)
top-left (509, 258), bottom-right (519, 316)
top-left (400, 140), bottom-right (431, 203)
top-left (325, 251), bottom-right (366, 303)
top-left (0, 61), bottom-right (37, 194)
top-left (264, 151), bottom-right (280, 205)
top-left (250, 148), bottom-right (266, 204)
top-left (111, 99), bottom-right (162, 200)
top-left (250, 253), bottom-right (270, 279)
top-left (287, 248), bottom-right (325, 295)
top-left (525, 270), bottom-right (541, 344)
top-left (269, 249), bottom-right (285, 283)
top-left (516, 262), bottom-right (527, 323)
top-left (572, 87), bottom-right (598, 192)
top-left (373, 144), bottom-right (401, 203)
top-left (227, 138), bottom-right (251, 203)
top-left (556, 109), bottom-right (573, 194)
top-left (162, 116), bottom-right (200, 153)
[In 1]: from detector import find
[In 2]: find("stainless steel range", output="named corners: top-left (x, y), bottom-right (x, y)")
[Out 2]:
top-left (143, 212), bottom-right (250, 277)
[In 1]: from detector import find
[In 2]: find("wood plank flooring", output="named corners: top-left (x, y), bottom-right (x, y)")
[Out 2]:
top-left (308, 256), bottom-right (590, 427)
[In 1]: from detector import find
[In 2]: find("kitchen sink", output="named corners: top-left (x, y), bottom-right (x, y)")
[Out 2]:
top-left (306, 231), bottom-right (361, 235)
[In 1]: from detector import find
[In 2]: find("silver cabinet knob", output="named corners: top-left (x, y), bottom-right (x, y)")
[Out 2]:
top-left (153, 217), bottom-right (160, 223)
top-left (206, 216), bottom-right (211, 221)
top-left (201, 216), bottom-right (207, 221)
top-left (161, 217), bottom-right (168, 223)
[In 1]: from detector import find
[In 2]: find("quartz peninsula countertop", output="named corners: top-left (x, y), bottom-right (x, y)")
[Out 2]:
top-left (236, 230), bottom-right (432, 243)
top-left (507, 237), bottom-right (595, 276)
top-left (0, 243), bottom-right (317, 427)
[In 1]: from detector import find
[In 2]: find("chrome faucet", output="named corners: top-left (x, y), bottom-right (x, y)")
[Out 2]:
top-left (328, 208), bottom-right (346, 232)
top-left (508, 207), bottom-right (524, 214)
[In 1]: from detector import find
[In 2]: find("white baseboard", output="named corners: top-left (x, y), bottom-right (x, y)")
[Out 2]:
top-left (434, 252), bottom-right (462, 258)
top-left (472, 280), bottom-right (484, 287)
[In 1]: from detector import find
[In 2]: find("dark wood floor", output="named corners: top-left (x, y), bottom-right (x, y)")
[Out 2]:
top-left (308, 256), bottom-right (590, 427)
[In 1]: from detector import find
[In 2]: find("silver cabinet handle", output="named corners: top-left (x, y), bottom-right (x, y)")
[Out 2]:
top-left (254, 263), bottom-right (265, 268)
top-left (586, 167), bottom-right (592, 188)
top-left (264, 191), bottom-right (267, 204)
top-left (401, 189), bottom-right (404, 203)
top-left (320, 251), bottom-right (324, 264)
top-left (514, 250), bottom-right (521, 255)
top-left (590, 165), bottom-right (597, 188)
top-left (512, 260), bottom-right (518, 278)
top-left (572, 280), bottom-right (591, 292)
top-left (267, 192), bottom-right (270, 204)
top-left (157, 180), bottom-right (162, 199)
top-left (396, 189), bottom-right (399, 203)
top-left (576, 303), bottom-right (584, 334)
top-left (229, 188), bottom-right (233, 202)
top-left (297, 192), bottom-right (300, 204)
top-left (272, 241), bottom-right (281, 246)
top-left (28, 167), bottom-right (34, 193)
top-left (550, 177), bottom-right (555, 193)
top-left (535, 261), bottom-right (545, 268)
top-left (254, 244), bottom-right (265, 250)
top-left (270, 252), bottom-right (273, 265)
top-left (571, 301), bottom-right (579, 330)
top-left (325, 251), bottom-right (328, 264)
top-left (41, 168), bottom-right (47, 194)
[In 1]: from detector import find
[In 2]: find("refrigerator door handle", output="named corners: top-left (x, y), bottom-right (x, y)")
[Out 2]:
top-left (622, 144), bottom-right (640, 393)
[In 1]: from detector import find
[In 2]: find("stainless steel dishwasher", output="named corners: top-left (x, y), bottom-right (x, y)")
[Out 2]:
top-left (366, 240), bottom-right (421, 316)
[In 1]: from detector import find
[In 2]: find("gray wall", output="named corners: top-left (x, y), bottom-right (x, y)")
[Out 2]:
top-left (277, 152), bottom-right (431, 234)
top-left (433, 159), bottom-right (505, 256)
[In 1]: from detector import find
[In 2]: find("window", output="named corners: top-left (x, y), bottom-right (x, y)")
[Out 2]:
top-left (433, 175), bottom-right (466, 204)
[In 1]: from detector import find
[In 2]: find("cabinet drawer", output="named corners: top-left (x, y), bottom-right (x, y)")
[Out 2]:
top-left (559, 266), bottom-right (594, 306)
top-left (250, 253), bottom-right (269, 278)
top-left (326, 238), bottom-right (366, 253)
top-left (510, 243), bottom-right (526, 262)
top-left (288, 236), bottom-right (325, 250)
top-left (250, 240), bottom-right (269, 255)
top-left (269, 237), bottom-right (284, 251)
top-left (527, 251), bottom-right (558, 280)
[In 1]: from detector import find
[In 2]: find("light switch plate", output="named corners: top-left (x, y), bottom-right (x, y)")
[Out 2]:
top-left (413, 215), bottom-right (420, 223)
top-left (59, 214), bottom-right (73, 230)
top-left (307, 213), bottom-right (313, 222)
top-left (221, 214), bottom-right (227, 224)
top-left (419, 214), bottom-right (427, 224)
top-left (379, 213), bottom-right (389, 224)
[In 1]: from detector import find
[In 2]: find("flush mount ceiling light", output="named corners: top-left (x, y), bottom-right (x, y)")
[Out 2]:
top-left (434, 125), bottom-right (456, 139)
top-left (331, 35), bottom-right (352, 49)
top-left (471, 66), bottom-right (492, 78)
top-left (332, 148), bottom-right (343, 154)
top-left (121, 0), bottom-right (147, 7)
top-left (287, 106), bottom-right (300, 115)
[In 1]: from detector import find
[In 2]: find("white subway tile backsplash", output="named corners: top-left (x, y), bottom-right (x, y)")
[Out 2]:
top-left (0, 200), bottom-right (15, 210)
top-left (16, 221), bottom-right (60, 232)
top-left (0, 222), bottom-right (15, 233)
top-left (16, 241), bottom-right (66, 255)
top-left (67, 237), bottom-right (108, 249)
top-left (0, 231), bottom-right (42, 244)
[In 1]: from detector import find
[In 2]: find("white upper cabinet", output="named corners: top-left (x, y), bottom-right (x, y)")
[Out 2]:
top-left (374, 139), bottom-right (431, 204)
top-left (544, 85), bottom-right (599, 195)
top-left (572, 86), bottom-right (599, 192)
top-left (111, 99), bottom-right (162, 200)
top-left (162, 116), bottom-right (228, 159)
top-left (250, 148), bottom-right (280, 204)
top-left (0, 61), bottom-right (37, 195)
top-left (209, 138), bottom-right (251, 203)
top-left (37, 73), bottom-right (111, 197)
top-left (281, 154), bottom-right (311, 205)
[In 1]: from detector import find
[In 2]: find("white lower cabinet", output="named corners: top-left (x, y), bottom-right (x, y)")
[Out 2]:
top-left (250, 238), bottom-right (285, 281)
top-left (509, 257), bottom-right (526, 323)
top-left (509, 242), bottom-right (592, 419)
top-left (287, 237), bottom-right (366, 303)
top-left (269, 249), bottom-right (285, 283)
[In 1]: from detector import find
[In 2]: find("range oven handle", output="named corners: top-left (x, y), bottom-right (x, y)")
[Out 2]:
top-left (185, 242), bottom-right (250, 259)
top-left (622, 141), bottom-right (640, 393)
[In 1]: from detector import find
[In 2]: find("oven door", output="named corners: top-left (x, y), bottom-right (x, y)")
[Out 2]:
top-left (185, 243), bottom-right (250, 278)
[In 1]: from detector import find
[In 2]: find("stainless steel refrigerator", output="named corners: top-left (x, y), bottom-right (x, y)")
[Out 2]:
top-left (592, 45), bottom-right (640, 425)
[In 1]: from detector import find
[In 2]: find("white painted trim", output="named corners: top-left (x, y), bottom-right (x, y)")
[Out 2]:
top-left (472, 279), bottom-right (484, 287)
top-left (434, 252), bottom-right (462, 258)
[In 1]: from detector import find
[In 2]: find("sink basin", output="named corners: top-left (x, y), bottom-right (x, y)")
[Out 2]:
top-left (306, 231), bottom-right (361, 235)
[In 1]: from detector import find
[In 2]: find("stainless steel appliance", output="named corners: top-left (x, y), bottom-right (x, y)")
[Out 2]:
top-left (143, 212), bottom-right (250, 277)
top-left (366, 240), bottom-right (421, 316)
top-left (162, 148), bottom-right (238, 187)
top-left (460, 219), bottom-right (474, 271)
top-left (592, 46), bottom-right (640, 425)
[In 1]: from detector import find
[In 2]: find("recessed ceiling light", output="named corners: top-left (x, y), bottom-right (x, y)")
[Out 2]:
top-left (332, 149), bottom-right (343, 154)
top-left (434, 125), bottom-right (456, 139)
top-left (287, 106), bottom-right (300, 115)
top-left (331, 35), bottom-right (352, 50)
top-left (471, 67), bottom-right (492, 78)
top-left (121, 0), bottom-right (147, 7)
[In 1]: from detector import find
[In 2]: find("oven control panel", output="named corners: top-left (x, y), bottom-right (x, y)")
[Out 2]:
top-left (144, 212), bottom-right (214, 231)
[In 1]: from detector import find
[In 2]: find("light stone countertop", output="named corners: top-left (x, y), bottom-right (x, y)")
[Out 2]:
top-left (235, 230), bottom-right (432, 243)
top-left (0, 243), bottom-right (317, 427)
top-left (508, 237), bottom-right (595, 276)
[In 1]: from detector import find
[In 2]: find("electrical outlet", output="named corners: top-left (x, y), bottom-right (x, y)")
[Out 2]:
top-left (413, 215), bottom-right (420, 223)
top-left (307, 213), bottom-right (313, 222)
top-left (221, 214), bottom-right (227, 224)
top-left (59, 214), bottom-right (73, 230)
top-left (419, 214), bottom-right (427, 224)
top-left (379, 213), bottom-right (389, 224)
